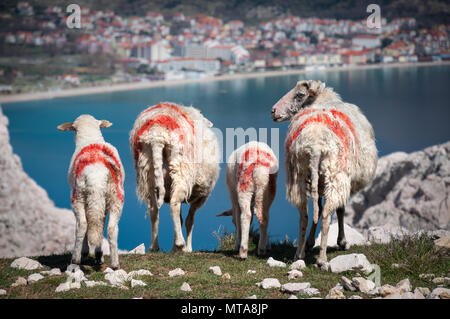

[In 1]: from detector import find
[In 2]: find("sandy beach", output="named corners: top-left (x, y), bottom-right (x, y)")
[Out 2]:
top-left (1, 60), bottom-right (449, 104)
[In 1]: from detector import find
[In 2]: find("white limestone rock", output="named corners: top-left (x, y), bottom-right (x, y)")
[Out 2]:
top-left (290, 259), bottom-right (306, 271)
top-left (258, 278), bottom-right (281, 289)
top-left (11, 277), bottom-right (27, 287)
top-left (315, 222), bottom-right (367, 248)
top-left (105, 269), bottom-right (128, 286)
top-left (266, 257), bottom-right (286, 268)
top-left (209, 266), bottom-right (222, 276)
top-left (10, 257), bottom-right (43, 270)
top-left (329, 253), bottom-right (373, 274)
top-left (288, 269), bottom-right (303, 280)
top-left (352, 277), bottom-right (376, 294)
top-left (128, 243), bottom-right (146, 255)
top-left (131, 279), bottom-right (147, 288)
top-left (281, 282), bottom-right (311, 294)
top-left (180, 282), bottom-right (192, 292)
top-left (168, 268), bottom-right (185, 277)
top-left (27, 273), bottom-right (44, 283)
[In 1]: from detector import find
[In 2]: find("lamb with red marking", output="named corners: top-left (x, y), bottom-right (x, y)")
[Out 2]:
top-left (130, 102), bottom-right (220, 252)
top-left (271, 80), bottom-right (377, 267)
top-left (58, 115), bottom-right (124, 269)
top-left (218, 141), bottom-right (278, 259)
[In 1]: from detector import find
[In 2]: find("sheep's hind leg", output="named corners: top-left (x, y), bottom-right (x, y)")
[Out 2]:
top-left (148, 198), bottom-right (160, 252)
top-left (294, 200), bottom-right (308, 261)
top-left (316, 201), bottom-right (333, 267)
top-left (184, 197), bottom-right (206, 252)
top-left (81, 234), bottom-right (89, 262)
top-left (107, 201), bottom-right (123, 269)
top-left (336, 206), bottom-right (348, 250)
top-left (170, 188), bottom-right (187, 251)
top-left (238, 194), bottom-right (252, 259)
top-left (71, 199), bottom-right (87, 265)
top-left (306, 197), bottom-right (322, 252)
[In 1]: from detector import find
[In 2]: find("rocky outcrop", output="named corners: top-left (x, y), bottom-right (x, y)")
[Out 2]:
top-left (346, 142), bottom-right (450, 232)
top-left (0, 106), bottom-right (75, 258)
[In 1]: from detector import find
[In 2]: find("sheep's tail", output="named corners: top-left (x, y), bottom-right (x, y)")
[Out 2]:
top-left (253, 166), bottom-right (270, 224)
top-left (85, 191), bottom-right (105, 249)
top-left (151, 143), bottom-right (165, 208)
top-left (216, 209), bottom-right (232, 217)
top-left (310, 149), bottom-right (321, 224)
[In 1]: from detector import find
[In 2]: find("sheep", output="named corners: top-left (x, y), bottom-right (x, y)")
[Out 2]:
top-left (57, 114), bottom-right (124, 269)
top-left (270, 80), bottom-right (377, 266)
top-left (218, 141), bottom-right (278, 259)
top-left (130, 102), bottom-right (220, 252)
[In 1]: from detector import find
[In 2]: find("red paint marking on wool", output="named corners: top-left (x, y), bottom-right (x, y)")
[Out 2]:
top-left (72, 144), bottom-right (124, 203)
top-left (294, 108), bottom-right (319, 121)
top-left (330, 109), bottom-right (358, 157)
top-left (285, 112), bottom-right (353, 168)
top-left (237, 147), bottom-right (274, 192)
top-left (132, 115), bottom-right (181, 160)
top-left (142, 103), bottom-right (195, 134)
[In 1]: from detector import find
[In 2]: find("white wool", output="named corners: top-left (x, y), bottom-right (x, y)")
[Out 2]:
top-left (223, 141), bottom-right (278, 259)
top-left (129, 103), bottom-right (220, 252)
top-left (272, 80), bottom-right (377, 265)
top-left (59, 114), bottom-right (124, 269)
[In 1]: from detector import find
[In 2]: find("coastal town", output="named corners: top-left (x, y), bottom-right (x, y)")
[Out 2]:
top-left (0, 1), bottom-right (449, 94)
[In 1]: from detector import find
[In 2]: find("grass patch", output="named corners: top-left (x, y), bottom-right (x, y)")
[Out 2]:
top-left (0, 232), bottom-right (448, 299)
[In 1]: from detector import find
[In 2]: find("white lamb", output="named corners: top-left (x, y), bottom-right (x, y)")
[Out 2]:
top-left (130, 102), bottom-right (220, 252)
top-left (218, 141), bottom-right (278, 259)
top-left (271, 80), bottom-right (377, 266)
top-left (57, 115), bottom-right (124, 269)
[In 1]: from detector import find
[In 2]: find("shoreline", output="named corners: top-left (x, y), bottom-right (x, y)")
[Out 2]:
top-left (1, 60), bottom-right (449, 104)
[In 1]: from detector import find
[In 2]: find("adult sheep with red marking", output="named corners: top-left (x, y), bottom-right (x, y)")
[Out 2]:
top-left (218, 141), bottom-right (278, 259)
top-left (271, 80), bottom-right (377, 267)
top-left (58, 115), bottom-right (124, 269)
top-left (130, 102), bottom-right (220, 252)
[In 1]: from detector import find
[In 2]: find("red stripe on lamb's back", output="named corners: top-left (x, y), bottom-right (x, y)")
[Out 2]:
top-left (73, 144), bottom-right (124, 202)
top-left (237, 147), bottom-right (274, 192)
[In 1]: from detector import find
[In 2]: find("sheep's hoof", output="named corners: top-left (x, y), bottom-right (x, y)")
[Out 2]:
top-left (71, 258), bottom-right (81, 265)
top-left (239, 248), bottom-right (248, 259)
top-left (111, 265), bottom-right (120, 270)
top-left (182, 246), bottom-right (192, 253)
top-left (172, 243), bottom-right (186, 252)
top-left (315, 257), bottom-right (329, 271)
top-left (338, 238), bottom-right (349, 251)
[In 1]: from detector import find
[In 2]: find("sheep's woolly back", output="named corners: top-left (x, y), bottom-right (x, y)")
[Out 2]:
top-left (68, 142), bottom-right (125, 203)
top-left (130, 102), bottom-right (220, 207)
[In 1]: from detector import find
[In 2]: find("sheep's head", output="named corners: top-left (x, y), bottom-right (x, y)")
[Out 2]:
top-left (57, 114), bottom-right (112, 142)
top-left (271, 80), bottom-right (326, 122)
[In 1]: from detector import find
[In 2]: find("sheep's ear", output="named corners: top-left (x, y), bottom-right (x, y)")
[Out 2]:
top-left (204, 119), bottom-right (213, 128)
top-left (57, 122), bottom-right (74, 131)
top-left (296, 80), bottom-right (309, 89)
top-left (100, 120), bottom-right (112, 128)
top-left (308, 81), bottom-right (325, 97)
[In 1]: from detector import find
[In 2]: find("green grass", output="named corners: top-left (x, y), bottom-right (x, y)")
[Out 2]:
top-left (0, 232), bottom-right (448, 299)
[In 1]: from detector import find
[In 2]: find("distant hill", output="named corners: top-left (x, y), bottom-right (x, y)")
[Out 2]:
top-left (1, 0), bottom-right (449, 26)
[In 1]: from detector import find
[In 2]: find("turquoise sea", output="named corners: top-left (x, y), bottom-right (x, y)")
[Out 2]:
top-left (3, 65), bottom-right (450, 252)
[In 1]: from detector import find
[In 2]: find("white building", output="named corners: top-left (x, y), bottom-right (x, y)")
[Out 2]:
top-left (352, 35), bottom-right (381, 49)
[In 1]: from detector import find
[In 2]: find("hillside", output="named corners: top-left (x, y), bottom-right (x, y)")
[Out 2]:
top-left (1, 0), bottom-right (449, 26)
top-left (0, 232), bottom-right (448, 299)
